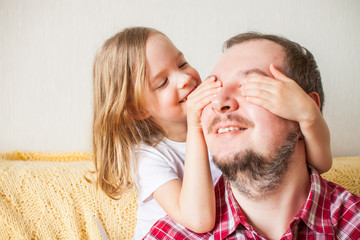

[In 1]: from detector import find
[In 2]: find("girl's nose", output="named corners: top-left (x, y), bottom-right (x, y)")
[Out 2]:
top-left (211, 87), bottom-right (239, 114)
top-left (177, 73), bottom-right (192, 89)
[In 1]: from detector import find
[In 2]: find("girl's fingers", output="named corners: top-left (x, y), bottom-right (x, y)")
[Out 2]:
top-left (241, 87), bottom-right (274, 101)
top-left (189, 79), bottom-right (221, 102)
top-left (205, 75), bottom-right (216, 82)
top-left (193, 77), bottom-right (220, 93)
top-left (243, 65), bottom-right (316, 122)
top-left (269, 64), bottom-right (291, 82)
top-left (241, 78), bottom-right (280, 98)
top-left (190, 89), bottom-right (219, 107)
top-left (243, 76), bottom-right (279, 92)
top-left (244, 96), bottom-right (272, 110)
top-left (187, 84), bottom-right (220, 115)
top-left (243, 73), bottom-right (293, 98)
top-left (242, 81), bottom-right (272, 94)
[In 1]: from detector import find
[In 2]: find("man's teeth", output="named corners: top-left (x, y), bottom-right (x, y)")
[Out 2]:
top-left (217, 127), bottom-right (246, 134)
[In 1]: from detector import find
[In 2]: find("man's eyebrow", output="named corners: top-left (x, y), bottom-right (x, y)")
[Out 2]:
top-left (243, 69), bottom-right (268, 76)
top-left (233, 68), bottom-right (268, 80)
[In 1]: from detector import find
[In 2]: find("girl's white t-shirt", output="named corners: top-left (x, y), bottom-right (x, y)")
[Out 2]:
top-left (133, 138), bottom-right (222, 239)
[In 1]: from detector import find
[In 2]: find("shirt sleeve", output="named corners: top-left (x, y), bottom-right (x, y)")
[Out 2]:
top-left (136, 148), bottom-right (181, 203)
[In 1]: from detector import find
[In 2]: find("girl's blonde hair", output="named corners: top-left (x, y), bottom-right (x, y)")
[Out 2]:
top-left (93, 27), bottom-right (164, 199)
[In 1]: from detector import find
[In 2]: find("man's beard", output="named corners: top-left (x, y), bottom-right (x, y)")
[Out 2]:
top-left (213, 129), bottom-right (299, 200)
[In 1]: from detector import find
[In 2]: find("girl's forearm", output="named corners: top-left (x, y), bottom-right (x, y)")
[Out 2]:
top-left (179, 126), bottom-right (216, 232)
top-left (300, 111), bottom-right (332, 173)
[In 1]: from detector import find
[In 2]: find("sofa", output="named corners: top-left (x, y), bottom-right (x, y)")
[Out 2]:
top-left (0, 151), bottom-right (359, 240)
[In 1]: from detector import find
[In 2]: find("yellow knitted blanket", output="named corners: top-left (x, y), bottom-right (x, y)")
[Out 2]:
top-left (0, 151), bottom-right (138, 240)
top-left (321, 156), bottom-right (360, 196)
top-left (0, 151), bottom-right (359, 240)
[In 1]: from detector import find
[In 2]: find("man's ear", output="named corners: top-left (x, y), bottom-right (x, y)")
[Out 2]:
top-left (308, 92), bottom-right (321, 110)
top-left (133, 110), bottom-right (151, 120)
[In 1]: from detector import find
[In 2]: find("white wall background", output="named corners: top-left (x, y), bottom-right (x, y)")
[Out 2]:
top-left (0, 0), bottom-right (359, 157)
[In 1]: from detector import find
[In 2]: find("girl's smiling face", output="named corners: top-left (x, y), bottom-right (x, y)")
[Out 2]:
top-left (142, 33), bottom-right (201, 140)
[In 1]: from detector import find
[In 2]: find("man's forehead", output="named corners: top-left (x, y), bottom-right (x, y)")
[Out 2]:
top-left (212, 68), bottom-right (269, 85)
top-left (211, 40), bottom-right (285, 79)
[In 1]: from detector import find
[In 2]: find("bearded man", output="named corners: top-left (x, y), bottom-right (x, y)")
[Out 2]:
top-left (144, 32), bottom-right (360, 240)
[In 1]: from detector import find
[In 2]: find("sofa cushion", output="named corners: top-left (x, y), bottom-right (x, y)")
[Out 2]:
top-left (0, 151), bottom-right (359, 239)
top-left (0, 151), bottom-right (137, 240)
top-left (321, 156), bottom-right (360, 196)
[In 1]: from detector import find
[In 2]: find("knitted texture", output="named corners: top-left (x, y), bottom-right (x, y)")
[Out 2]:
top-left (0, 151), bottom-right (138, 240)
top-left (0, 151), bottom-right (359, 240)
top-left (321, 156), bottom-right (360, 196)
top-left (0, 150), bottom-right (94, 162)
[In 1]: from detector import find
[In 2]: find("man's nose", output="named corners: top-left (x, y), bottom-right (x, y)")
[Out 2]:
top-left (176, 73), bottom-right (192, 89)
top-left (211, 87), bottom-right (239, 114)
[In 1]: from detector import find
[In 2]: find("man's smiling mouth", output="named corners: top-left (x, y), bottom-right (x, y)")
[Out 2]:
top-left (207, 114), bottom-right (254, 135)
top-left (217, 126), bottom-right (247, 134)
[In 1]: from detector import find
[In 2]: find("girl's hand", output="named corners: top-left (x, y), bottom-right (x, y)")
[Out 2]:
top-left (241, 64), bottom-right (320, 125)
top-left (186, 76), bottom-right (222, 128)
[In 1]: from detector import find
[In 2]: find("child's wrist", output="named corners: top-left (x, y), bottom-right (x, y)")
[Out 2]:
top-left (187, 124), bottom-right (203, 131)
top-left (299, 100), bottom-right (321, 124)
top-left (187, 116), bottom-right (202, 128)
top-left (299, 108), bottom-right (321, 130)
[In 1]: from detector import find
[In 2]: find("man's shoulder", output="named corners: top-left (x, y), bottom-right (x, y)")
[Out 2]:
top-left (323, 178), bottom-right (360, 237)
top-left (311, 167), bottom-right (359, 208)
top-left (324, 178), bottom-right (360, 209)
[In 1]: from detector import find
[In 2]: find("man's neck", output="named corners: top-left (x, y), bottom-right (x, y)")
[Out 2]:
top-left (230, 151), bottom-right (311, 240)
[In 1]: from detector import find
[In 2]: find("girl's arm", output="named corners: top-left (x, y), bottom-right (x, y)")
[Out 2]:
top-left (153, 77), bottom-right (221, 233)
top-left (240, 64), bottom-right (332, 173)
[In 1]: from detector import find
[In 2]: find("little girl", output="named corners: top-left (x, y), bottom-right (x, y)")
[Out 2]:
top-left (92, 27), bottom-right (332, 239)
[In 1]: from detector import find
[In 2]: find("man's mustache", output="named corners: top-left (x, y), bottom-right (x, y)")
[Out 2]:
top-left (207, 113), bottom-right (254, 134)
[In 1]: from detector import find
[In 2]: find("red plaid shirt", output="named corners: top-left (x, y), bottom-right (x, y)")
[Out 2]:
top-left (144, 167), bottom-right (360, 240)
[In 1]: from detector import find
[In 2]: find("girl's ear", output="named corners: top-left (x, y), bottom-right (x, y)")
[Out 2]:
top-left (308, 92), bottom-right (321, 110)
top-left (133, 110), bottom-right (151, 120)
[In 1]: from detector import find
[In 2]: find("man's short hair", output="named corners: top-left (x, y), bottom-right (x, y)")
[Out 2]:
top-left (223, 32), bottom-right (324, 111)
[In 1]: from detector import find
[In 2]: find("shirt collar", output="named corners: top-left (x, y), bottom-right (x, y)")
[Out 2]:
top-left (213, 176), bottom-right (255, 238)
top-left (225, 178), bottom-right (253, 231)
top-left (294, 166), bottom-right (334, 235)
top-left (213, 167), bottom-right (334, 238)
